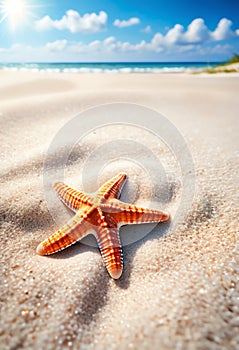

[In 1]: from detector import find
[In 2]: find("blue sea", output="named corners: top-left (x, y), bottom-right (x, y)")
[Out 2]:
top-left (0, 62), bottom-right (217, 73)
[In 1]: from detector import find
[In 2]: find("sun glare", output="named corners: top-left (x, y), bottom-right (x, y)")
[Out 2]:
top-left (4, 0), bottom-right (26, 21)
top-left (0, 0), bottom-right (36, 29)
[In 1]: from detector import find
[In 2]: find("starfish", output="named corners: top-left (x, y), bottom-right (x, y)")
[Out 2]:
top-left (36, 173), bottom-right (169, 279)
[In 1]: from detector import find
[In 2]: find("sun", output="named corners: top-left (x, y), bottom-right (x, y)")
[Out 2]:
top-left (4, 0), bottom-right (26, 17)
top-left (0, 0), bottom-right (36, 29)
top-left (2, 0), bottom-right (26, 21)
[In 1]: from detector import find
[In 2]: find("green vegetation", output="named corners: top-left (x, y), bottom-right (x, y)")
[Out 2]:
top-left (202, 54), bottom-right (239, 74)
top-left (225, 53), bottom-right (239, 64)
top-left (205, 67), bottom-right (237, 74)
top-left (216, 53), bottom-right (239, 67)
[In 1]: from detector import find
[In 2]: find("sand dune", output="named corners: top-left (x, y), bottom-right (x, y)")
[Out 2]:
top-left (0, 71), bottom-right (238, 349)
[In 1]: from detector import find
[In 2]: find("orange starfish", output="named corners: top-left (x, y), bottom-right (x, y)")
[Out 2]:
top-left (37, 173), bottom-right (169, 279)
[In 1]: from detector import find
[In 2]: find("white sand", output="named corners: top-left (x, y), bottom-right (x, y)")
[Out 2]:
top-left (0, 71), bottom-right (239, 350)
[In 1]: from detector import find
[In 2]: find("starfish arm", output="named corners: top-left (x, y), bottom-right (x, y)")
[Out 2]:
top-left (111, 201), bottom-right (169, 226)
top-left (98, 172), bottom-right (127, 200)
top-left (95, 212), bottom-right (123, 279)
top-left (54, 182), bottom-right (92, 212)
top-left (36, 212), bottom-right (93, 256)
top-left (36, 172), bottom-right (170, 279)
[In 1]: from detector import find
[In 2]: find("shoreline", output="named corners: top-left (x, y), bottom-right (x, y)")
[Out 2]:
top-left (0, 61), bottom-right (238, 75)
top-left (0, 61), bottom-right (220, 75)
top-left (0, 69), bottom-right (238, 79)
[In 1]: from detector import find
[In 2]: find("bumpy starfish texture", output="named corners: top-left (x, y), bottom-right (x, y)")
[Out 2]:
top-left (37, 173), bottom-right (169, 279)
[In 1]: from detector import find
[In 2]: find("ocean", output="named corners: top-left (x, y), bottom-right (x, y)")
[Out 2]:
top-left (0, 62), bottom-right (217, 73)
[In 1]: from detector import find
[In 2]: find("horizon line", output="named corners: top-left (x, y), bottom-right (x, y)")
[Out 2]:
top-left (0, 61), bottom-right (222, 64)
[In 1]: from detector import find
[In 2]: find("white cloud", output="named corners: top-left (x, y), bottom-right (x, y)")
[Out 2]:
top-left (1, 18), bottom-right (238, 62)
top-left (35, 10), bottom-right (107, 33)
top-left (103, 36), bottom-right (115, 45)
top-left (211, 18), bottom-right (236, 41)
top-left (113, 17), bottom-right (140, 28)
top-left (162, 19), bottom-right (209, 45)
top-left (142, 25), bottom-right (151, 34)
top-left (184, 18), bottom-right (209, 43)
top-left (86, 17), bottom-right (238, 53)
top-left (46, 40), bottom-right (68, 51)
top-left (164, 24), bottom-right (184, 45)
top-left (196, 43), bottom-right (232, 57)
top-left (35, 15), bottom-right (52, 31)
top-left (0, 39), bottom-right (234, 63)
top-left (144, 17), bottom-right (239, 50)
top-left (0, 43), bottom-right (25, 54)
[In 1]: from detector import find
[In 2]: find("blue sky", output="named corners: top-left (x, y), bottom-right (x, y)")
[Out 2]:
top-left (0, 0), bottom-right (239, 62)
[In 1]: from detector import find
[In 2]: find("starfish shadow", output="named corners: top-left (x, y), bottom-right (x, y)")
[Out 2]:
top-left (116, 218), bottom-right (171, 289)
top-left (46, 241), bottom-right (110, 331)
top-left (75, 267), bottom-right (110, 327)
top-left (46, 219), bottom-right (171, 289)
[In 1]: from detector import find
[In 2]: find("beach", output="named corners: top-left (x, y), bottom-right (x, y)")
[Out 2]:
top-left (0, 71), bottom-right (239, 349)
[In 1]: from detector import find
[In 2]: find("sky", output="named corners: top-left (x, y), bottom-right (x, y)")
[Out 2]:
top-left (0, 0), bottom-right (239, 62)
